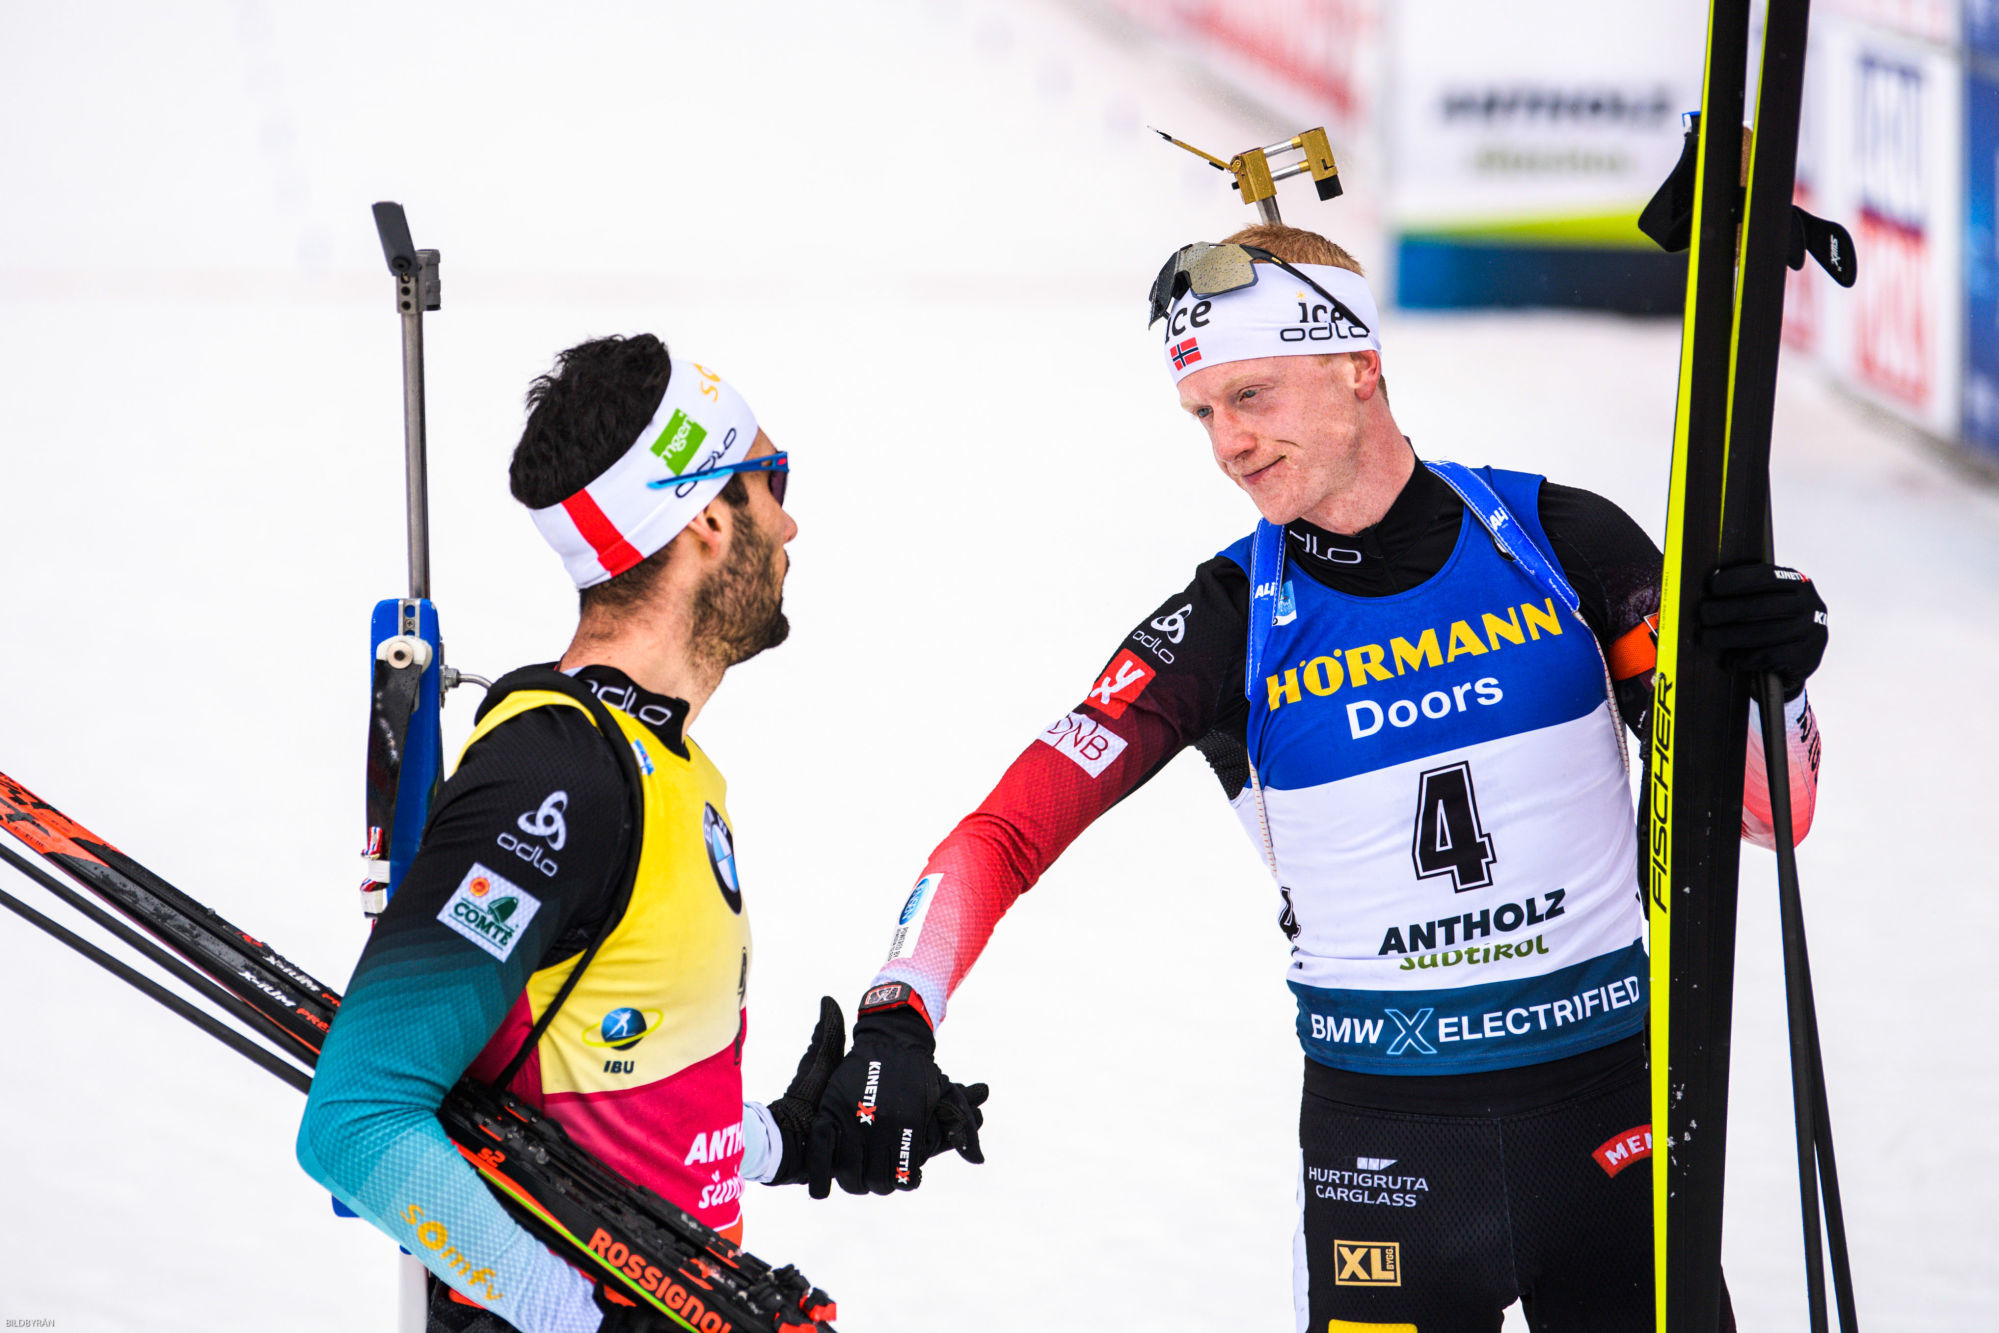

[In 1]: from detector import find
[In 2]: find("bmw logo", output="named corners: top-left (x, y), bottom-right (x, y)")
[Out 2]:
top-left (703, 803), bottom-right (743, 914)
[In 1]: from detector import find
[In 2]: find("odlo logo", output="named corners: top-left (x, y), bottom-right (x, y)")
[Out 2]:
top-left (896, 1127), bottom-right (915, 1185)
top-left (856, 1061), bottom-right (882, 1125)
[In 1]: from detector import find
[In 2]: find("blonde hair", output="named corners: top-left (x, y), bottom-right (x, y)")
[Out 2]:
top-left (1221, 223), bottom-right (1367, 276)
top-left (1220, 223), bottom-right (1385, 404)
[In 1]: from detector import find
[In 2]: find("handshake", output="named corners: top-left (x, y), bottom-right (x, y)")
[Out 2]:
top-left (761, 990), bottom-right (988, 1197)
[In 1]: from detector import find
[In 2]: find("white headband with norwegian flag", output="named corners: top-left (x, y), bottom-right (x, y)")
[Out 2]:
top-left (530, 361), bottom-right (759, 589)
top-left (1160, 261), bottom-right (1382, 384)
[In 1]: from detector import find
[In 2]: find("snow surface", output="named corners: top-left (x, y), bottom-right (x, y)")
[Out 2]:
top-left (0, 2), bottom-right (1993, 1329)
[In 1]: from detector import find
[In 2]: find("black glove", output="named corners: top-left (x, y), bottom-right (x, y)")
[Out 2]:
top-left (806, 987), bottom-right (988, 1197)
top-left (1698, 563), bottom-right (1828, 699)
top-left (763, 996), bottom-right (847, 1186)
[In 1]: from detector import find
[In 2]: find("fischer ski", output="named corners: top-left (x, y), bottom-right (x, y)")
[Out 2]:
top-left (0, 771), bottom-right (838, 1333)
top-left (1642, 1), bottom-right (1859, 1329)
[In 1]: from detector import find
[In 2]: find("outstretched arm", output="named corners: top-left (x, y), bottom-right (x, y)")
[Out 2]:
top-left (806, 558), bottom-right (1252, 1197)
top-left (872, 556), bottom-right (1252, 1025)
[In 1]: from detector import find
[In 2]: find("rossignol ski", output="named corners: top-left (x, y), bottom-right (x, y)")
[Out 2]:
top-left (0, 770), bottom-right (838, 1333)
top-left (1641, 1), bottom-right (1859, 1330)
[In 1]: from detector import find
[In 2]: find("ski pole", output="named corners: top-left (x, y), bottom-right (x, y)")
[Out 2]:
top-left (0, 840), bottom-right (316, 1068)
top-left (0, 874), bottom-right (312, 1094)
top-left (1756, 666), bottom-right (1831, 1333)
top-left (1804, 973), bottom-right (1861, 1332)
top-left (1754, 576), bottom-right (1857, 1333)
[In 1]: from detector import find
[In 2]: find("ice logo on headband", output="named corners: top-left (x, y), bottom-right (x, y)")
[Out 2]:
top-left (1283, 293), bottom-right (1371, 344)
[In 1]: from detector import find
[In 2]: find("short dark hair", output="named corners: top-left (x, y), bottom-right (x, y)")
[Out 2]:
top-left (511, 332), bottom-right (746, 618)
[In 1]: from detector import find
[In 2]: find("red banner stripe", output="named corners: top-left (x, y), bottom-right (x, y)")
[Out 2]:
top-left (561, 490), bottom-right (645, 578)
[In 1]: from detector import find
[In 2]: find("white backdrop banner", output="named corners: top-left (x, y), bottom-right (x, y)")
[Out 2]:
top-left (1383, 0), bottom-right (1704, 243)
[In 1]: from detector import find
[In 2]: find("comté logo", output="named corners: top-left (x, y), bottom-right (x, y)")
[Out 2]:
top-left (1593, 1124), bottom-right (1653, 1178)
top-left (1087, 650), bottom-right (1156, 719)
top-left (1333, 1239), bottom-right (1400, 1286)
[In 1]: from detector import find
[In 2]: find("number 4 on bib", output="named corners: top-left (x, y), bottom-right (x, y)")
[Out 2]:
top-left (1411, 761), bottom-right (1497, 891)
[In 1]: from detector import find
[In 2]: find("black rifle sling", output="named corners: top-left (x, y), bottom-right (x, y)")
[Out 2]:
top-left (471, 665), bottom-right (649, 1091)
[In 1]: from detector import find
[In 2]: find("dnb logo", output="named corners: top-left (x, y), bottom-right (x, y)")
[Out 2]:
top-left (582, 1006), bottom-right (665, 1052)
top-left (1332, 1238), bottom-right (1401, 1287)
top-left (703, 803), bottom-right (743, 914)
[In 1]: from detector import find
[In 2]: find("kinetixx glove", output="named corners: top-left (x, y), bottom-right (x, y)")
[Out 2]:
top-left (806, 983), bottom-right (987, 1197)
top-left (1698, 563), bottom-right (1828, 698)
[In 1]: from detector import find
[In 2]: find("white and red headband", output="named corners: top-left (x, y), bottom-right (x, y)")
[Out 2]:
top-left (1159, 261), bottom-right (1382, 384)
top-left (530, 361), bottom-right (759, 589)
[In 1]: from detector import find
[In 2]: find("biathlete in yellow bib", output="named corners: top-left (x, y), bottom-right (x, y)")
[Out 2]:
top-left (296, 333), bottom-right (987, 1333)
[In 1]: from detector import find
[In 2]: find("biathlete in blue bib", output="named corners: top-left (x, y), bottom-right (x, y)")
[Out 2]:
top-left (799, 225), bottom-right (1831, 1331)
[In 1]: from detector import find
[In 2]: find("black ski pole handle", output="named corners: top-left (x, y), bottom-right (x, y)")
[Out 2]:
top-left (373, 201), bottom-right (417, 277)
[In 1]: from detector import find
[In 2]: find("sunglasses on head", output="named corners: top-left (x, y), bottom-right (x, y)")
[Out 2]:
top-left (1147, 242), bottom-right (1369, 337)
top-left (647, 451), bottom-right (788, 507)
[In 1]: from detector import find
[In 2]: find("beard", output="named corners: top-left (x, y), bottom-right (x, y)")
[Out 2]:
top-left (690, 512), bottom-right (790, 671)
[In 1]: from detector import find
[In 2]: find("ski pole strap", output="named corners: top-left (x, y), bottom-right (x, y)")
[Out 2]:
top-left (1244, 517), bottom-right (1288, 700)
top-left (477, 666), bottom-right (648, 1091)
top-left (1423, 460), bottom-right (1581, 616)
top-left (363, 652), bottom-right (427, 875)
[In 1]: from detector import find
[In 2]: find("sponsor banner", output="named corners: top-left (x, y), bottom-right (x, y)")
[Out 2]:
top-left (1094, 0), bottom-right (1379, 131)
top-left (1385, 1), bottom-right (1701, 241)
top-left (1975, 1), bottom-right (1999, 61)
top-left (1384, 0), bottom-right (1702, 309)
top-left (1290, 941), bottom-right (1647, 1075)
top-left (1967, 59), bottom-right (1999, 458)
top-left (1796, 16), bottom-right (1964, 438)
top-left (1825, 0), bottom-right (1959, 45)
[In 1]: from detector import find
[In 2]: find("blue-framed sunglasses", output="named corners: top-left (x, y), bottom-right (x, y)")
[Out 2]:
top-left (647, 451), bottom-right (788, 506)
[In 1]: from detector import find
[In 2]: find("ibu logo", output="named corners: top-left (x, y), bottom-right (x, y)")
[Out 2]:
top-left (437, 863), bottom-right (541, 962)
top-left (582, 1005), bottom-right (664, 1054)
top-left (650, 409), bottom-right (707, 474)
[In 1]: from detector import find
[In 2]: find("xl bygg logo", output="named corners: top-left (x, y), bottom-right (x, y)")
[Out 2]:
top-left (1333, 1239), bottom-right (1401, 1286)
top-left (1086, 650), bottom-right (1155, 719)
